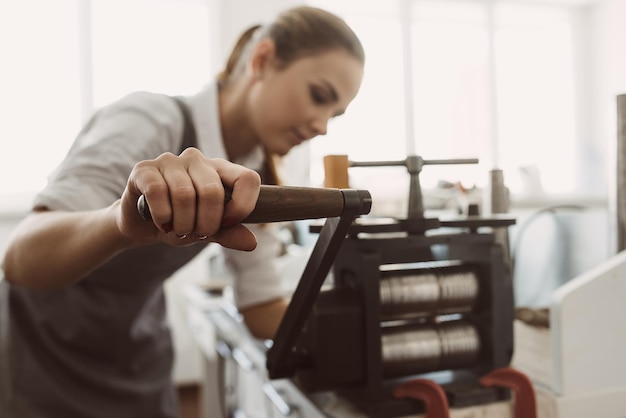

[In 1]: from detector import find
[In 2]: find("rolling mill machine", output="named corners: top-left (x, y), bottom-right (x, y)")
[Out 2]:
top-left (266, 155), bottom-right (528, 417)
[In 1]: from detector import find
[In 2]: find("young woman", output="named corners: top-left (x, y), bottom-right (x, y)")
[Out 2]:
top-left (0, 5), bottom-right (364, 418)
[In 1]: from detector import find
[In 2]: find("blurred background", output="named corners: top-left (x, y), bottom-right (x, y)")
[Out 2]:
top-left (1, 0), bottom-right (625, 413)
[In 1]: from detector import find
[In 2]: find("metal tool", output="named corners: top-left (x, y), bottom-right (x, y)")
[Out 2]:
top-left (324, 154), bottom-right (479, 231)
top-left (268, 155), bottom-right (519, 418)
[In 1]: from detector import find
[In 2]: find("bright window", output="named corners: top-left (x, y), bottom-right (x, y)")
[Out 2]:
top-left (308, 0), bottom-right (587, 202)
top-left (307, 13), bottom-right (409, 201)
top-left (495, 3), bottom-right (577, 194)
top-left (1, 0), bottom-right (593, 211)
top-left (410, 0), bottom-right (491, 189)
top-left (90, 0), bottom-right (211, 108)
top-left (0, 0), bottom-right (81, 198)
top-left (0, 0), bottom-right (211, 209)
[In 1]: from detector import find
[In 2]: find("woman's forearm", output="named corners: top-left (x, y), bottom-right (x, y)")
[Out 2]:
top-left (2, 153), bottom-right (263, 289)
top-left (240, 298), bottom-right (289, 340)
top-left (2, 202), bottom-right (133, 288)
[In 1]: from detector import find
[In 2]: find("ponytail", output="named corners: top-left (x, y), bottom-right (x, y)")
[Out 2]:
top-left (216, 24), bottom-right (262, 84)
top-left (217, 6), bottom-right (364, 85)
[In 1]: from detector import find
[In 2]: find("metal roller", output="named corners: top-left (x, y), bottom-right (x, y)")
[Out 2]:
top-left (379, 268), bottom-right (479, 319)
top-left (381, 320), bottom-right (481, 377)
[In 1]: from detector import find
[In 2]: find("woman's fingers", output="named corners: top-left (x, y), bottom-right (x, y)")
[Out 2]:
top-left (213, 158), bottom-right (261, 225)
top-left (161, 160), bottom-right (200, 237)
top-left (128, 157), bottom-right (174, 233)
top-left (212, 224), bottom-right (258, 252)
top-left (124, 148), bottom-right (261, 247)
top-left (187, 159), bottom-right (228, 238)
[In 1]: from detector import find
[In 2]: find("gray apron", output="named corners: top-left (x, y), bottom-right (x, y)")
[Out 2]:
top-left (1, 244), bottom-right (206, 418)
top-left (0, 96), bottom-right (204, 418)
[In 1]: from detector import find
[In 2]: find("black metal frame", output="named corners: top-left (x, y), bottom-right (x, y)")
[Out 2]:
top-left (267, 156), bottom-right (517, 417)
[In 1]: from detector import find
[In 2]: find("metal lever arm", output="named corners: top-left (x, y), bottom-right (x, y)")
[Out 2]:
top-left (266, 189), bottom-right (371, 378)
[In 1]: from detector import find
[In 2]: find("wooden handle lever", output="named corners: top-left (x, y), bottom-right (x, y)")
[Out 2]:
top-left (137, 185), bottom-right (371, 224)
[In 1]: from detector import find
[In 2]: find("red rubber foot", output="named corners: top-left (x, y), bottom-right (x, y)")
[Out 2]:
top-left (393, 378), bottom-right (450, 418)
top-left (480, 367), bottom-right (537, 418)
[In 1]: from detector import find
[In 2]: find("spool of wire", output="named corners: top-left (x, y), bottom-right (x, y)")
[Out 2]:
top-left (379, 267), bottom-right (479, 319)
top-left (381, 320), bottom-right (480, 377)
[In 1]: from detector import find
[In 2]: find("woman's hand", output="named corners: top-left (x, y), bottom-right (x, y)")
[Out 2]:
top-left (120, 147), bottom-right (261, 251)
top-left (3, 148), bottom-right (261, 289)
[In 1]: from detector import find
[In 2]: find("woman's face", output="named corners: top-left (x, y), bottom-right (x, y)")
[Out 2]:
top-left (248, 47), bottom-right (364, 156)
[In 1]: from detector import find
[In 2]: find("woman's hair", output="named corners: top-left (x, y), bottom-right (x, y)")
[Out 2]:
top-left (217, 6), bottom-right (365, 84)
top-left (217, 6), bottom-right (365, 186)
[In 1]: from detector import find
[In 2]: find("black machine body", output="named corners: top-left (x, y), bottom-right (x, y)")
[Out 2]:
top-left (266, 157), bottom-right (517, 417)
